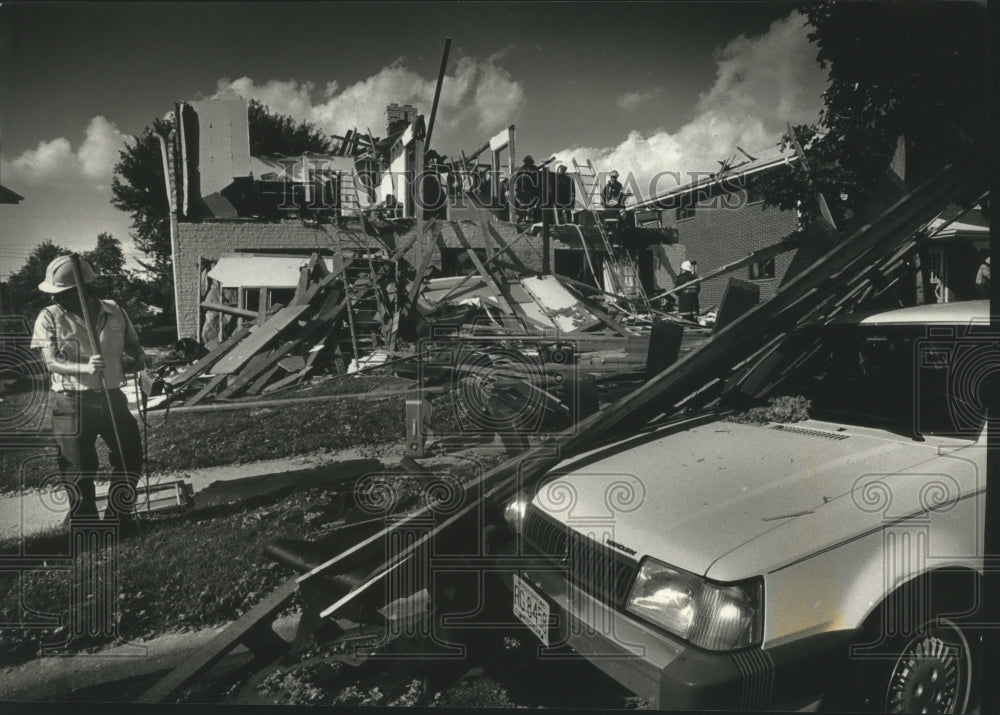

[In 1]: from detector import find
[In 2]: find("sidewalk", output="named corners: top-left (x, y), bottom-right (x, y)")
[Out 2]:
top-left (0, 447), bottom-right (398, 541)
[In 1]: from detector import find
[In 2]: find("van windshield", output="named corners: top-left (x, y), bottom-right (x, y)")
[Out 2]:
top-left (757, 323), bottom-right (987, 439)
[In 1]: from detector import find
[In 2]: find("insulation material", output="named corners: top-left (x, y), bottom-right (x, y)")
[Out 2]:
top-left (518, 275), bottom-right (600, 332)
top-left (208, 255), bottom-right (335, 289)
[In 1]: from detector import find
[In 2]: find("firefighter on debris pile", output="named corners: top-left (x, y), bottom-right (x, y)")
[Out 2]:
top-left (512, 155), bottom-right (541, 224)
top-left (675, 260), bottom-right (701, 321)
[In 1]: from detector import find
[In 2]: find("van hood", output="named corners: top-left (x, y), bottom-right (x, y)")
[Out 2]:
top-left (530, 419), bottom-right (943, 578)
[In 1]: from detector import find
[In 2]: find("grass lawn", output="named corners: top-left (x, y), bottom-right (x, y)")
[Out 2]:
top-left (0, 452), bottom-right (507, 668)
top-left (0, 381), bottom-right (409, 493)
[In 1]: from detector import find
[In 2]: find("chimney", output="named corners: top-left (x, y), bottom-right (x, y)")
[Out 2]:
top-left (386, 102), bottom-right (418, 136)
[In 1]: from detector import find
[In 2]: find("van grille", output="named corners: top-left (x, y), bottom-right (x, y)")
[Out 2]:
top-left (522, 506), bottom-right (639, 606)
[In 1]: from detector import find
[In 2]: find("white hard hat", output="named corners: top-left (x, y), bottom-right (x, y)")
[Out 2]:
top-left (681, 260), bottom-right (694, 272)
top-left (38, 255), bottom-right (95, 293)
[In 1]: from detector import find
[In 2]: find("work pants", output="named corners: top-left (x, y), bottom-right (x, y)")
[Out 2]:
top-left (50, 389), bottom-right (142, 524)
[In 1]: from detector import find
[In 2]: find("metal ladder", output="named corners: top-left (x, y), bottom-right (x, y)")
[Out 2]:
top-left (571, 158), bottom-right (650, 307)
top-left (338, 171), bottom-right (363, 219)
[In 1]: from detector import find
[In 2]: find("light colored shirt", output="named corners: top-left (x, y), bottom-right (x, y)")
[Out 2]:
top-left (31, 300), bottom-right (142, 392)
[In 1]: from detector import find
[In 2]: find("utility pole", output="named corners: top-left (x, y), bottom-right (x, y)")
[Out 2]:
top-left (541, 165), bottom-right (551, 274)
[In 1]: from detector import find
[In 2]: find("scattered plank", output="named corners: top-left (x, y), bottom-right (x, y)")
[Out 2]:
top-left (164, 325), bottom-right (254, 390)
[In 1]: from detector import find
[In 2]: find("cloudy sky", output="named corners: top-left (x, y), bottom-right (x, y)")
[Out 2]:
top-left (0, 2), bottom-right (827, 276)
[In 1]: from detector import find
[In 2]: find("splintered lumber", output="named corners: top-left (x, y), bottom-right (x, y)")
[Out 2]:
top-left (185, 373), bottom-right (227, 407)
top-left (210, 270), bottom-right (344, 377)
top-left (211, 302), bottom-right (313, 375)
top-left (218, 339), bottom-right (306, 399)
top-left (164, 324), bottom-right (254, 390)
top-left (248, 364), bottom-right (283, 396)
top-left (136, 577), bottom-right (299, 703)
top-left (295, 152), bottom-right (987, 619)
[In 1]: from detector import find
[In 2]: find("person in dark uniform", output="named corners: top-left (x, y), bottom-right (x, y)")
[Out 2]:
top-left (601, 170), bottom-right (625, 209)
top-left (554, 165), bottom-right (576, 223)
top-left (512, 155), bottom-right (541, 223)
top-left (675, 260), bottom-right (701, 320)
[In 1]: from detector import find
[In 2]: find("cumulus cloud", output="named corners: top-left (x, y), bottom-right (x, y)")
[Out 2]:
top-left (2, 116), bottom-right (128, 189)
top-left (554, 11), bottom-right (827, 196)
top-left (616, 88), bottom-right (659, 112)
top-left (214, 53), bottom-right (525, 147)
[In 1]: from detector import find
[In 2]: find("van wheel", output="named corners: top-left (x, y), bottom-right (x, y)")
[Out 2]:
top-left (825, 616), bottom-right (978, 713)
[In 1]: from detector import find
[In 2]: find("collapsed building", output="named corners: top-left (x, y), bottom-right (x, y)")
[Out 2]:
top-left (148, 95), bottom-right (989, 410)
top-left (155, 98), bottom-right (684, 347)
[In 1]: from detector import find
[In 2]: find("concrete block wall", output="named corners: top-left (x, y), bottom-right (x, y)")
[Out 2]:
top-left (174, 220), bottom-right (376, 339)
top-left (660, 201), bottom-right (799, 310)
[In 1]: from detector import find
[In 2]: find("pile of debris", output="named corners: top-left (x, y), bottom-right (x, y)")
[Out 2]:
top-left (157, 238), bottom-right (415, 406)
top-left (154, 214), bottom-right (692, 411)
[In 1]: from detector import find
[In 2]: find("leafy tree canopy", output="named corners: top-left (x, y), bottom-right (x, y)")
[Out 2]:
top-left (248, 99), bottom-right (332, 156)
top-left (759, 1), bottom-right (988, 226)
top-left (2, 234), bottom-right (152, 324)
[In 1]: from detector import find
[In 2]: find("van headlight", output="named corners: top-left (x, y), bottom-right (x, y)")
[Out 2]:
top-left (625, 558), bottom-right (762, 651)
top-left (503, 493), bottom-right (530, 533)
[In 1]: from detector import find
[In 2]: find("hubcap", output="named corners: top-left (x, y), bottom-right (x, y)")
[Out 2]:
top-left (885, 621), bottom-right (971, 713)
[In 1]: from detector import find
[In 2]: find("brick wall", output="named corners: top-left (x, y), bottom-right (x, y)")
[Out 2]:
top-left (660, 201), bottom-right (799, 310)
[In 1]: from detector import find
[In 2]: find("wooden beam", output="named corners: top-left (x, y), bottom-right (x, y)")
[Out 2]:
top-left (184, 373), bottom-right (227, 407)
top-left (424, 38), bottom-right (451, 152)
top-left (786, 122), bottom-right (838, 232)
top-left (210, 302), bottom-right (313, 375)
top-left (136, 578), bottom-right (298, 703)
top-left (200, 302), bottom-right (259, 320)
top-left (164, 324), bottom-right (254, 389)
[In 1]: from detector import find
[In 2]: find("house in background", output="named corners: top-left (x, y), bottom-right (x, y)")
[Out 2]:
top-left (630, 145), bottom-right (801, 311)
top-left (629, 141), bottom-right (989, 312)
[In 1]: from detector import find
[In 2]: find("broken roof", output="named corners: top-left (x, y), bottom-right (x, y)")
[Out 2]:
top-left (630, 143), bottom-right (798, 212)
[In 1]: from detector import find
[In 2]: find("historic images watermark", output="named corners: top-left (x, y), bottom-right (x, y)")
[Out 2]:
top-left (267, 154), bottom-right (759, 214)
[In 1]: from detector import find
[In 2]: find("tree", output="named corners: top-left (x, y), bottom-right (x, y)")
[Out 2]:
top-left (248, 99), bottom-right (332, 156)
top-left (83, 233), bottom-right (151, 324)
top-left (2, 240), bottom-right (68, 320)
top-left (0, 234), bottom-right (149, 324)
top-left (758, 2), bottom-right (989, 226)
top-left (110, 101), bottom-right (334, 322)
top-left (110, 118), bottom-right (174, 279)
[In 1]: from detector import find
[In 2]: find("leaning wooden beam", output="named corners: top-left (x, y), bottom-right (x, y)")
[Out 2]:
top-left (210, 270), bottom-right (345, 377)
top-left (648, 237), bottom-right (801, 302)
top-left (164, 324), bottom-right (254, 390)
top-left (184, 373), bottom-right (228, 407)
top-left (136, 578), bottom-right (299, 703)
top-left (199, 302), bottom-right (259, 320)
top-left (209, 302), bottom-right (314, 376)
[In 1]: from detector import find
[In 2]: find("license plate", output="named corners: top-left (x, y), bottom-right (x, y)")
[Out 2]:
top-left (513, 573), bottom-right (550, 646)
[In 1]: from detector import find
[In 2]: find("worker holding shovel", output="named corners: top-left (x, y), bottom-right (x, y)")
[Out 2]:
top-left (31, 255), bottom-right (147, 535)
